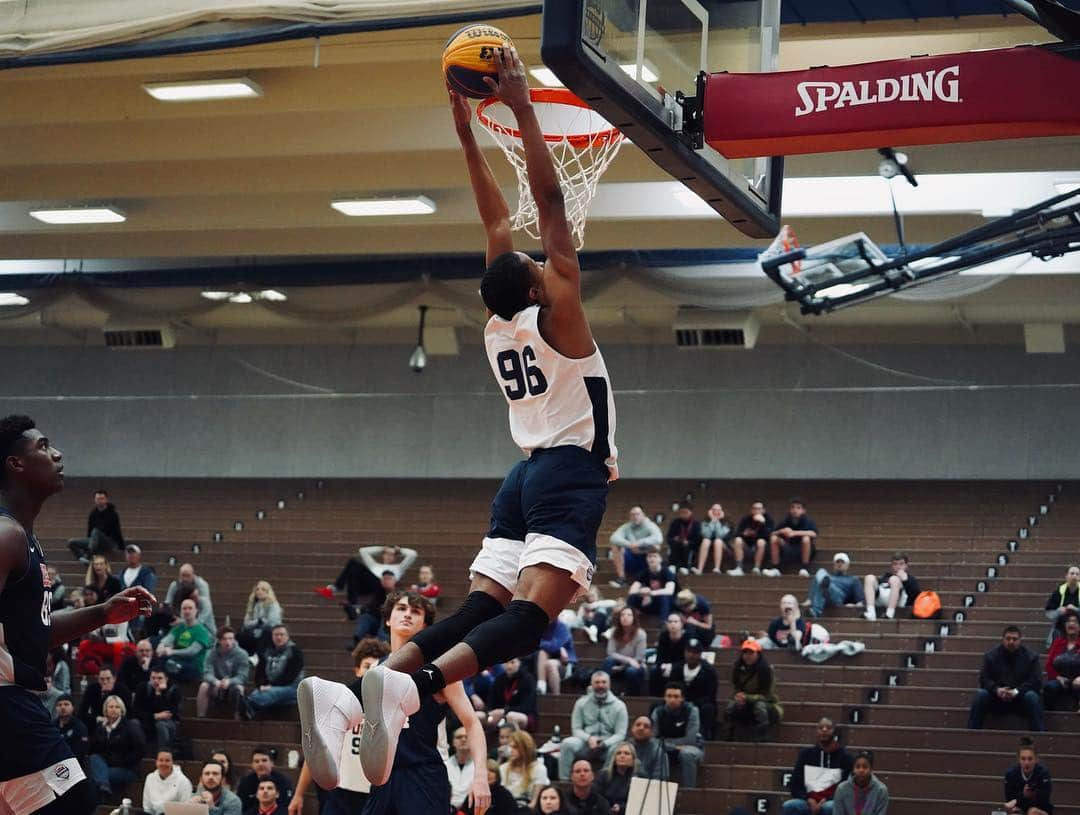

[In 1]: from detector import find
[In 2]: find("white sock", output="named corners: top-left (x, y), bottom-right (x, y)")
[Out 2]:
top-left (537, 680), bottom-right (547, 694)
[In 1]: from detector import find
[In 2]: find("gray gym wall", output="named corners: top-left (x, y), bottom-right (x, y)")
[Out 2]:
top-left (2, 343), bottom-right (1076, 479)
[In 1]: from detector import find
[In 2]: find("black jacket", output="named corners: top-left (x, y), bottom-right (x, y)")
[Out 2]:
top-left (132, 681), bottom-right (183, 732)
top-left (334, 557), bottom-right (384, 608)
top-left (78, 681), bottom-right (131, 731)
top-left (487, 668), bottom-right (538, 716)
top-left (978, 644), bottom-right (1042, 695)
top-left (566, 789), bottom-right (611, 815)
top-left (1004, 764), bottom-right (1053, 815)
top-left (88, 504), bottom-right (124, 546)
top-left (788, 744), bottom-right (854, 800)
top-left (670, 660), bottom-right (719, 708)
top-left (255, 642), bottom-right (304, 687)
top-left (89, 718), bottom-right (145, 770)
top-left (56, 715), bottom-right (89, 761)
top-left (118, 656), bottom-right (153, 694)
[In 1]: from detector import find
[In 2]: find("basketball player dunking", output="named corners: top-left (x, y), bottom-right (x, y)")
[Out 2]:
top-left (298, 45), bottom-right (618, 787)
top-left (0, 415), bottom-right (156, 815)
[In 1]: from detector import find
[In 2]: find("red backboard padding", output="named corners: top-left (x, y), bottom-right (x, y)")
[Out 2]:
top-left (703, 46), bottom-right (1080, 158)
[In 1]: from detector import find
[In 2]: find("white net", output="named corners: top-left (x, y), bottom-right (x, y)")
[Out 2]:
top-left (477, 90), bottom-right (625, 250)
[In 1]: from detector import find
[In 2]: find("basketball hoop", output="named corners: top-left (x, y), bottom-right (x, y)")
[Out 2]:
top-left (477, 88), bottom-right (624, 249)
top-left (762, 224), bottom-right (802, 276)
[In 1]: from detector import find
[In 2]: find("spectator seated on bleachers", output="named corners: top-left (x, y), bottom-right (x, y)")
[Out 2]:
top-left (191, 760), bottom-right (243, 815)
top-left (446, 726), bottom-right (476, 812)
top-left (559, 587), bottom-right (615, 644)
top-left (531, 785), bottom-right (568, 815)
top-left (759, 595), bottom-right (809, 652)
top-left (459, 759), bottom-right (516, 815)
top-left (132, 667), bottom-right (183, 749)
top-left (671, 638), bottom-right (718, 741)
top-left (675, 589), bottom-right (714, 645)
top-left (536, 618), bottom-right (577, 695)
top-left (165, 563), bottom-right (217, 634)
top-left (558, 672), bottom-right (629, 781)
top-left (236, 747), bottom-right (294, 814)
top-left (697, 502), bottom-right (732, 575)
top-left (832, 751), bottom-right (887, 815)
top-left (78, 665), bottom-right (131, 731)
top-left (239, 580), bottom-right (282, 656)
top-left (358, 544), bottom-right (417, 580)
top-left (602, 607), bottom-right (647, 696)
top-left (596, 741), bottom-right (641, 815)
top-left (1003, 737), bottom-right (1053, 815)
top-left (781, 717), bottom-right (853, 815)
top-left (410, 563), bottom-right (441, 606)
top-left (352, 570), bottom-right (399, 643)
top-left (48, 646), bottom-right (71, 693)
top-left (68, 488), bottom-right (124, 562)
top-left (500, 730), bottom-right (549, 811)
top-left (142, 747), bottom-right (194, 815)
top-left (54, 694), bottom-right (88, 765)
top-left (157, 598), bottom-right (213, 682)
top-left (627, 716), bottom-right (668, 781)
top-left (608, 505), bottom-right (663, 589)
top-left (806, 553), bottom-right (864, 619)
top-left (1043, 608), bottom-right (1080, 711)
top-left (728, 500), bottom-right (775, 577)
top-left (967, 625), bottom-right (1045, 732)
top-left (198, 626), bottom-right (250, 719)
top-left (47, 564), bottom-right (67, 610)
top-left (565, 759), bottom-right (611, 815)
top-left (119, 639), bottom-right (155, 692)
top-left (862, 551), bottom-right (921, 621)
top-left (120, 544), bottom-right (157, 593)
top-left (481, 657), bottom-right (538, 732)
top-left (651, 682), bottom-right (704, 790)
top-left (247, 777), bottom-right (288, 815)
top-left (1044, 564), bottom-right (1079, 644)
top-left (244, 625), bottom-right (304, 718)
top-left (666, 503), bottom-right (702, 576)
top-left (87, 694), bottom-right (146, 800)
top-left (769, 498), bottom-right (819, 578)
top-left (85, 554), bottom-right (123, 603)
top-left (650, 612), bottom-right (688, 695)
top-left (208, 749), bottom-right (237, 791)
top-left (719, 640), bottom-right (783, 742)
top-left (626, 552), bottom-right (677, 621)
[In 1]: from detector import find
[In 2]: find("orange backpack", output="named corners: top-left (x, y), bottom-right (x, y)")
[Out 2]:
top-left (913, 590), bottom-right (942, 619)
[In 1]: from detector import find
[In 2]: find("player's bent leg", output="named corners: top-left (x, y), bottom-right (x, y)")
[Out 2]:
top-left (297, 676), bottom-right (363, 790)
top-left (28, 779), bottom-right (95, 815)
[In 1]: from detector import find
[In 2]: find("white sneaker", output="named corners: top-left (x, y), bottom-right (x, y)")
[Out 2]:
top-left (690, 567), bottom-right (703, 576)
top-left (762, 568), bottom-right (781, 578)
top-left (712, 568), bottom-right (723, 575)
top-left (678, 567), bottom-right (690, 575)
top-left (585, 625), bottom-right (599, 644)
top-left (799, 568), bottom-right (810, 578)
top-left (359, 665), bottom-right (420, 786)
top-left (884, 608), bottom-right (896, 620)
top-left (536, 680), bottom-right (548, 695)
top-left (751, 567), bottom-right (761, 576)
top-left (863, 609), bottom-right (877, 621)
top-left (726, 567), bottom-right (745, 577)
top-left (297, 676), bottom-right (363, 790)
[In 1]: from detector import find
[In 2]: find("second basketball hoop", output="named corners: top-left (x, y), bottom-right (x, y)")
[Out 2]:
top-left (476, 88), bottom-right (624, 249)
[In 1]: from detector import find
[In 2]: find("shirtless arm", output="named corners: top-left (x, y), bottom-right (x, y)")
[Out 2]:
top-left (451, 89), bottom-right (514, 265)
top-left (441, 680), bottom-right (491, 815)
top-left (483, 47), bottom-right (593, 358)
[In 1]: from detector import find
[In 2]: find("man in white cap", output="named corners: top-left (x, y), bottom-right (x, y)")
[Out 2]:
top-left (805, 553), bottom-right (864, 619)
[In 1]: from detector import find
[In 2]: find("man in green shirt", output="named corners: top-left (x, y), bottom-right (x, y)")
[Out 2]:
top-left (156, 597), bottom-right (213, 681)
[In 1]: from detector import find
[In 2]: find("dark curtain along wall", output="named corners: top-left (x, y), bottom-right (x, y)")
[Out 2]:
top-left (1, 342), bottom-right (1076, 479)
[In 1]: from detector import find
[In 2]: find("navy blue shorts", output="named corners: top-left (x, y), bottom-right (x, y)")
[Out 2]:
top-left (360, 762), bottom-right (449, 815)
top-left (489, 445), bottom-right (609, 564)
top-left (0, 686), bottom-right (75, 781)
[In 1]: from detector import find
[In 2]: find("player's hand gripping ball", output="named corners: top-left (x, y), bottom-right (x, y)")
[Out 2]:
top-left (442, 24), bottom-right (516, 99)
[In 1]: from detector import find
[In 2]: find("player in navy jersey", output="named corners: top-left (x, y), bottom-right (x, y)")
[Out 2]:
top-left (0, 415), bottom-right (156, 815)
top-left (305, 45), bottom-right (620, 786)
top-left (297, 591), bottom-right (490, 815)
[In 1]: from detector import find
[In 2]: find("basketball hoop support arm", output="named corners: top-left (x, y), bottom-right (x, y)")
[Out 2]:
top-left (674, 71), bottom-right (707, 150)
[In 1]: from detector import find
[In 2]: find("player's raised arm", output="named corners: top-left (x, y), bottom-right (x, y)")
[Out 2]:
top-left (451, 89), bottom-right (515, 265)
top-left (484, 47), bottom-right (580, 288)
top-left (49, 585), bottom-right (156, 647)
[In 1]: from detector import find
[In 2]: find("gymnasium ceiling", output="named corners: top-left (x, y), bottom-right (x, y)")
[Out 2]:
top-left (0, 7), bottom-right (1078, 346)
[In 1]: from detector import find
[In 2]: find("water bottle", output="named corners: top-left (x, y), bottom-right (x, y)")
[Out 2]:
top-left (552, 724), bottom-right (561, 744)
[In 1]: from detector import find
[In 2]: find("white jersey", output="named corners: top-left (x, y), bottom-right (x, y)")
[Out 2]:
top-left (484, 305), bottom-right (618, 478)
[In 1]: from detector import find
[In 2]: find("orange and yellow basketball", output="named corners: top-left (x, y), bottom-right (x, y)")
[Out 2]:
top-left (442, 24), bottom-right (515, 99)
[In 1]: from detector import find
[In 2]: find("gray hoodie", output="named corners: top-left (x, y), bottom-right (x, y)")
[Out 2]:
top-left (832, 774), bottom-right (889, 815)
top-left (202, 643), bottom-right (251, 685)
top-left (571, 687), bottom-right (629, 750)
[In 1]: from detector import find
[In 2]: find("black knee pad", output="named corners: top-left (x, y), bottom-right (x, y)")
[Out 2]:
top-left (409, 590), bottom-right (505, 662)
top-left (463, 599), bottom-right (550, 670)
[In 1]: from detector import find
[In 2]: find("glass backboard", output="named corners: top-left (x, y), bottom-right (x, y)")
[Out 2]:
top-left (541, 0), bottom-right (783, 238)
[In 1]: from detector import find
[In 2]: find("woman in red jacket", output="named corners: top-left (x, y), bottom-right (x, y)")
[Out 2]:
top-left (1044, 609), bottom-right (1080, 711)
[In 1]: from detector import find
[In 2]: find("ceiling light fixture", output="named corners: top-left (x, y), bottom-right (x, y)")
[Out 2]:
top-left (200, 289), bottom-right (287, 303)
top-left (0, 293), bottom-right (29, 307)
top-left (143, 77), bottom-right (263, 102)
top-left (331, 197), bottom-right (436, 217)
top-left (409, 305), bottom-right (428, 373)
top-left (29, 207), bottom-right (126, 225)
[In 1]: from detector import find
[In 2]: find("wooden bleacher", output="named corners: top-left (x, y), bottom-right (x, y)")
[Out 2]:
top-left (36, 477), bottom-right (1078, 815)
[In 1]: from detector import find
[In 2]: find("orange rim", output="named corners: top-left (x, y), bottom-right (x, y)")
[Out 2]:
top-left (476, 87), bottom-right (623, 148)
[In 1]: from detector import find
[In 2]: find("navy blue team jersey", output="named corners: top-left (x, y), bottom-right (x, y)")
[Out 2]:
top-left (0, 508), bottom-right (51, 691)
top-left (361, 679), bottom-right (450, 815)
